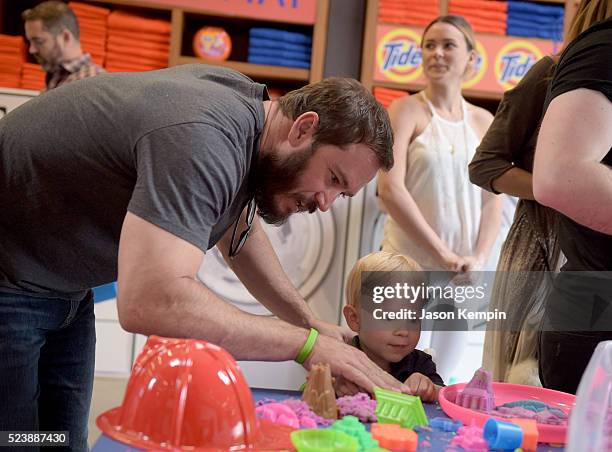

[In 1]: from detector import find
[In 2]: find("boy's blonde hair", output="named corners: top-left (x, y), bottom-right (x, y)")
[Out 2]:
top-left (346, 251), bottom-right (423, 308)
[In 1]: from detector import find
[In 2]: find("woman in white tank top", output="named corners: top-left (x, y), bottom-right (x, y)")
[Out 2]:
top-left (378, 16), bottom-right (503, 381)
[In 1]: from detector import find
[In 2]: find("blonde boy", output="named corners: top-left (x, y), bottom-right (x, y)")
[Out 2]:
top-left (343, 251), bottom-right (444, 402)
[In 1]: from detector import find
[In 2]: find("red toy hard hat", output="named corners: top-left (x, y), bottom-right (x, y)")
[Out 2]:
top-left (97, 336), bottom-right (294, 451)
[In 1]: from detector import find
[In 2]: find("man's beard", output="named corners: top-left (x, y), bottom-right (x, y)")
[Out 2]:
top-left (254, 145), bottom-right (317, 226)
top-left (35, 42), bottom-right (62, 72)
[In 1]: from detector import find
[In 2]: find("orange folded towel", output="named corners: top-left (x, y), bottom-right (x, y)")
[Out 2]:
top-left (0, 34), bottom-right (25, 47)
top-left (106, 53), bottom-right (168, 67)
top-left (379, 1), bottom-right (439, 14)
top-left (379, 10), bottom-right (438, 26)
top-left (373, 87), bottom-right (409, 108)
top-left (107, 35), bottom-right (169, 52)
top-left (453, 15), bottom-right (505, 29)
top-left (68, 2), bottom-right (111, 17)
top-left (107, 44), bottom-right (167, 58)
top-left (75, 15), bottom-right (108, 26)
top-left (449, 5), bottom-right (507, 21)
top-left (379, 9), bottom-right (438, 20)
top-left (378, 15), bottom-right (433, 27)
top-left (105, 63), bottom-right (157, 73)
top-left (106, 43), bottom-right (168, 61)
top-left (107, 30), bottom-right (170, 44)
top-left (451, 0), bottom-right (507, 12)
top-left (80, 37), bottom-right (106, 47)
top-left (0, 46), bottom-right (25, 57)
top-left (0, 63), bottom-right (23, 74)
top-left (108, 11), bottom-right (171, 35)
top-left (470, 24), bottom-right (506, 34)
top-left (22, 63), bottom-right (45, 71)
top-left (0, 54), bottom-right (26, 65)
top-left (0, 80), bottom-right (21, 89)
top-left (80, 32), bottom-right (108, 43)
top-left (0, 74), bottom-right (21, 82)
top-left (77, 21), bottom-right (108, 34)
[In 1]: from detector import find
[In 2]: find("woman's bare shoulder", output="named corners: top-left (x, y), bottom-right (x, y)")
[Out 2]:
top-left (466, 102), bottom-right (494, 137)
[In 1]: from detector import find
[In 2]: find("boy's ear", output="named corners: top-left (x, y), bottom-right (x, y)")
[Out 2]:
top-left (343, 305), bottom-right (360, 332)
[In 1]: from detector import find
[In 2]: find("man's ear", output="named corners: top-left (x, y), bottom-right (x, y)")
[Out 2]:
top-left (60, 28), bottom-right (73, 45)
top-left (343, 304), bottom-right (361, 333)
top-left (287, 111), bottom-right (319, 146)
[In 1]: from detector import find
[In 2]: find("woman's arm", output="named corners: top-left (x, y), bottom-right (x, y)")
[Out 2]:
top-left (378, 95), bottom-right (463, 271)
top-left (469, 57), bottom-right (556, 200)
top-left (473, 190), bottom-right (503, 265)
top-left (465, 108), bottom-right (503, 270)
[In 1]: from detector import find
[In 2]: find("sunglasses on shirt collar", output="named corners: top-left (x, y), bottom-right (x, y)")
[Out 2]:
top-left (228, 197), bottom-right (256, 259)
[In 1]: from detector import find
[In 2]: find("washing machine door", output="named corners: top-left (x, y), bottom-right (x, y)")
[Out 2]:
top-left (197, 210), bottom-right (336, 315)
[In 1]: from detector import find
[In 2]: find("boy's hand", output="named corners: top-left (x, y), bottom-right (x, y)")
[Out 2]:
top-left (405, 373), bottom-right (438, 402)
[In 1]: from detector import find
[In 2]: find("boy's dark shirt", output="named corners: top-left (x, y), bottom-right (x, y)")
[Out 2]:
top-left (352, 336), bottom-right (445, 386)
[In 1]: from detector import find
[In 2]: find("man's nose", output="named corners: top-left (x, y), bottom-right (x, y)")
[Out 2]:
top-left (315, 190), bottom-right (341, 212)
top-left (29, 43), bottom-right (37, 55)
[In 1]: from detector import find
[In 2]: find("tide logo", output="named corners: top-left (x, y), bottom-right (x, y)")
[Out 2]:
top-left (462, 40), bottom-right (487, 89)
top-left (376, 28), bottom-right (423, 83)
top-left (495, 41), bottom-right (543, 90)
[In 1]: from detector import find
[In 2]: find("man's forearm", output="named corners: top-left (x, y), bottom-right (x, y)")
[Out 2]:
top-left (120, 275), bottom-right (309, 361)
top-left (219, 217), bottom-right (316, 328)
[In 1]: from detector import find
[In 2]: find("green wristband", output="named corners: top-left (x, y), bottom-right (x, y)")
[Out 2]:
top-left (295, 328), bottom-right (319, 364)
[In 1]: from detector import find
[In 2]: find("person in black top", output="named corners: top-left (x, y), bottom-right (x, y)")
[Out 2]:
top-left (342, 251), bottom-right (445, 402)
top-left (533, 15), bottom-right (612, 393)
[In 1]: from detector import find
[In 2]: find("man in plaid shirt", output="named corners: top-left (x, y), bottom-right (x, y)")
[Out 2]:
top-left (23, 1), bottom-right (105, 91)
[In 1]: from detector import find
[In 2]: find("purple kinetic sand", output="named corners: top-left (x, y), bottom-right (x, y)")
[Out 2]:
top-left (336, 392), bottom-right (377, 423)
top-left (256, 398), bottom-right (334, 427)
top-left (455, 368), bottom-right (495, 412)
top-left (450, 421), bottom-right (488, 451)
top-left (492, 400), bottom-right (568, 426)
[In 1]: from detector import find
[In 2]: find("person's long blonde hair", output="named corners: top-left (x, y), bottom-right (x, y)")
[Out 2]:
top-left (565, 0), bottom-right (612, 44)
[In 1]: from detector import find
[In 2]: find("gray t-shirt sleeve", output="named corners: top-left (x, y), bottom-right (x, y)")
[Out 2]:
top-left (128, 122), bottom-right (243, 251)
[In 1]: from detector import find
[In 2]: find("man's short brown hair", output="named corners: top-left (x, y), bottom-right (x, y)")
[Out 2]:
top-left (278, 78), bottom-right (394, 171)
top-left (22, 1), bottom-right (80, 39)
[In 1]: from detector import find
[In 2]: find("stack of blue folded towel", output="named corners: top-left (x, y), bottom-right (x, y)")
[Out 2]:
top-left (248, 28), bottom-right (312, 69)
top-left (506, 1), bottom-right (564, 41)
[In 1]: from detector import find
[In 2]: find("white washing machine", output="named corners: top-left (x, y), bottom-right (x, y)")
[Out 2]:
top-left (196, 199), bottom-right (350, 390)
top-left (0, 87), bottom-right (38, 117)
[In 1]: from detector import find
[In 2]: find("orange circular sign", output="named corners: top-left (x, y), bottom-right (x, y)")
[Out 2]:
top-left (193, 27), bottom-right (232, 61)
top-left (376, 28), bottom-right (423, 83)
top-left (494, 41), bottom-right (543, 90)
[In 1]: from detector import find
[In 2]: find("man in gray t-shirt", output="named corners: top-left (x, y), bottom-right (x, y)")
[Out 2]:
top-left (0, 64), bottom-right (402, 444)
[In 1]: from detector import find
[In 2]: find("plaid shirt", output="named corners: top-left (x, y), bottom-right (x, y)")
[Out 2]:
top-left (45, 53), bottom-right (105, 91)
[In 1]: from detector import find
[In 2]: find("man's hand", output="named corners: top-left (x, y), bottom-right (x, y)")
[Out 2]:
top-left (404, 373), bottom-right (438, 402)
top-left (310, 318), bottom-right (356, 344)
top-left (334, 375), bottom-right (366, 397)
top-left (304, 334), bottom-right (410, 395)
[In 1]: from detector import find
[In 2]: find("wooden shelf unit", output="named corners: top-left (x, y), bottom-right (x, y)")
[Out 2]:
top-left (84, 0), bottom-right (329, 84)
top-left (361, 0), bottom-right (577, 101)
